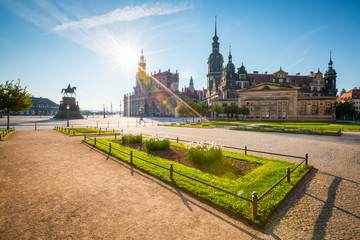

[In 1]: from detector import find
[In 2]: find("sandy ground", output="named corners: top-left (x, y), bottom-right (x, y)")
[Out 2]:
top-left (1, 121), bottom-right (360, 239)
top-left (0, 130), bottom-right (264, 239)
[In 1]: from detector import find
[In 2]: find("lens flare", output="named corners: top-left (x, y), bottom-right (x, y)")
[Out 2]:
top-left (237, 189), bottom-right (244, 196)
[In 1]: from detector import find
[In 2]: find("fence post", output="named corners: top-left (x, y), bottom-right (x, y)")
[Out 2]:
top-left (94, 137), bottom-right (97, 146)
top-left (286, 167), bottom-right (291, 183)
top-left (114, 133), bottom-right (117, 139)
top-left (109, 143), bottom-right (111, 153)
top-left (130, 150), bottom-right (133, 164)
top-left (108, 121), bottom-right (109, 128)
top-left (35, 123), bottom-right (37, 130)
top-left (170, 163), bottom-right (174, 180)
top-left (97, 121), bottom-right (98, 128)
top-left (252, 191), bottom-right (258, 218)
top-left (305, 153), bottom-right (308, 165)
top-left (0, 135), bottom-right (2, 141)
top-left (84, 135), bottom-right (86, 140)
top-left (177, 137), bottom-right (179, 143)
top-left (245, 146), bottom-right (248, 155)
top-left (73, 131), bottom-right (75, 136)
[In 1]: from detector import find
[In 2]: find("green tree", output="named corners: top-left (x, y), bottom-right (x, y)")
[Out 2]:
top-left (212, 103), bottom-right (224, 119)
top-left (238, 106), bottom-right (249, 120)
top-left (0, 80), bottom-right (32, 129)
top-left (224, 104), bottom-right (238, 118)
top-left (336, 99), bottom-right (357, 120)
top-left (175, 103), bottom-right (190, 121)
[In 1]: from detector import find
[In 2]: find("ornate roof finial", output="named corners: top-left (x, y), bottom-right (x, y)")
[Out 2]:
top-left (215, 15), bottom-right (217, 37)
top-left (212, 16), bottom-right (219, 42)
top-left (189, 76), bottom-right (194, 87)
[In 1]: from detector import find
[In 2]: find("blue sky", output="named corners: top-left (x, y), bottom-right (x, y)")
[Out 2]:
top-left (1, 0), bottom-right (359, 111)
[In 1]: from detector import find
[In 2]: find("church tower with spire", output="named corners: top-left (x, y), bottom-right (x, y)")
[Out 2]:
top-left (207, 16), bottom-right (224, 93)
top-left (324, 51), bottom-right (337, 96)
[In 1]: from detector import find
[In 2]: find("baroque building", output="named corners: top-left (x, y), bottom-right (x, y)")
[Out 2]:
top-left (203, 17), bottom-right (337, 121)
top-left (123, 49), bottom-right (180, 117)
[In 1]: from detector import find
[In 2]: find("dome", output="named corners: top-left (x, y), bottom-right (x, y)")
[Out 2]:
top-left (209, 52), bottom-right (223, 61)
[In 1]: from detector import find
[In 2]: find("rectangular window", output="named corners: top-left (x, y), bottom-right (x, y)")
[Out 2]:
top-left (311, 102), bottom-right (319, 115)
top-left (236, 81), bottom-right (241, 88)
top-left (244, 82), bottom-right (249, 88)
top-left (277, 101), bottom-right (288, 119)
top-left (300, 102), bottom-right (307, 115)
top-left (261, 102), bottom-right (270, 118)
top-left (246, 102), bottom-right (255, 118)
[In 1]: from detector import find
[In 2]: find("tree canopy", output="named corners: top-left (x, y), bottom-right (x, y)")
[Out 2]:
top-left (0, 80), bottom-right (32, 129)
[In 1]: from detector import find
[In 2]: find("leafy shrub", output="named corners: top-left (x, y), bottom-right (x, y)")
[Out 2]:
top-left (145, 137), bottom-right (170, 151)
top-left (201, 122), bottom-right (211, 126)
top-left (180, 122), bottom-right (186, 125)
top-left (187, 141), bottom-right (222, 166)
top-left (190, 122), bottom-right (197, 126)
top-left (171, 122), bottom-right (176, 125)
top-left (122, 134), bottom-right (142, 144)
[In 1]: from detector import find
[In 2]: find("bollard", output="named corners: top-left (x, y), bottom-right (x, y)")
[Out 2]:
top-left (73, 131), bottom-right (75, 136)
top-left (35, 123), bottom-right (37, 130)
top-left (109, 143), bottom-right (112, 153)
top-left (115, 133), bottom-right (117, 139)
top-left (252, 191), bottom-right (258, 218)
top-left (130, 150), bottom-right (133, 164)
top-left (99, 129), bottom-right (101, 135)
top-left (84, 135), bottom-right (87, 140)
top-left (286, 167), bottom-right (291, 183)
top-left (0, 135), bottom-right (2, 141)
top-left (177, 137), bottom-right (179, 143)
top-left (94, 137), bottom-right (97, 145)
top-left (170, 163), bottom-right (174, 180)
top-left (305, 153), bottom-right (308, 165)
top-left (245, 146), bottom-right (248, 155)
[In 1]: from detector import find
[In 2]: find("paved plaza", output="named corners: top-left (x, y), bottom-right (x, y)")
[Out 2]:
top-left (0, 116), bottom-right (359, 239)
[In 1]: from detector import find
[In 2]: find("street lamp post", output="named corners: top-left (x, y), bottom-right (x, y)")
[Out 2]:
top-left (66, 104), bottom-right (70, 127)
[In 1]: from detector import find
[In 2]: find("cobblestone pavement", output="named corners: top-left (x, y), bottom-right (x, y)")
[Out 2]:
top-left (1, 126), bottom-right (360, 239)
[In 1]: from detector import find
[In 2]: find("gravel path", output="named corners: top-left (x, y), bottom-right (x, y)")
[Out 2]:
top-left (1, 128), bottom-right (359, 239)
top-left (0, 130), bottom-right (263, 239)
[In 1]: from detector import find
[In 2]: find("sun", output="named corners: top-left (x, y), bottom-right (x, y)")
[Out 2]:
top-left (119, 47), bottom-right (138, 70)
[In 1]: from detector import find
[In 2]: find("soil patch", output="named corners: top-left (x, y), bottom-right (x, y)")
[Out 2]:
top-left (113, 140), bottom-right (260, 179)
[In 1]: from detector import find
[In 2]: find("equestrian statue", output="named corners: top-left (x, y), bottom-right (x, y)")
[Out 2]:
top-left (61, 84), bottom-right (76, 97)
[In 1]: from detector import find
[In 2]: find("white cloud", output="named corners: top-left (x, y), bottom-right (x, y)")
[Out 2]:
top-left (52, 2), bottom-right (194, 32)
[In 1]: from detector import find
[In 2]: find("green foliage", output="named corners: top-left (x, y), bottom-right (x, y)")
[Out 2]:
top-left (186, 142), bottom-right (222, 166)
top-left (145, 137), bottom-right (170, 151)
top-left (212, 103), bottom-right (224, 117)
top-left (0, 80), bottom-right (32, 129)
top-left (84, 137), bottom-right (312, 225)
top-left (175, 103), bottom-right (190, 117)
top-left (122, 134), bottom-right (142, 144)
top-left (232, 127), bottom-right (341, 136)
top-left (211, 121), bottom-right (249, 126)
top-left (336, 99), bottom-right (357, 120)
top-left (56, 127), bottom-right (116, 135)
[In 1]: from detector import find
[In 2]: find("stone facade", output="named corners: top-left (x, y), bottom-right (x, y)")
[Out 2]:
top-left (123, 49), bottom-right (180, 117)
top-left (203, 17), bottom-right (337, 121)
top-left (236, 82), bottom-right (336, 121)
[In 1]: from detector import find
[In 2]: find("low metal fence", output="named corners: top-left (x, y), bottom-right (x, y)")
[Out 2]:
top-left (0, 128), bottom-right (15, 140)
top-left (82, 133), bottom-right (310, 218)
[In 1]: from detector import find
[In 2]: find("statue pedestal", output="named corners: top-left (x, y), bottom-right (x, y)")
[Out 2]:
top-left (54, 97), bottom-right (83, 119)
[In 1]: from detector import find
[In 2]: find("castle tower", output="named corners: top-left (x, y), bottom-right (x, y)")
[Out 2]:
top-left (324, 51), bottom-right (337, 96)
top-left (207, 16), bottom-right (224, 93)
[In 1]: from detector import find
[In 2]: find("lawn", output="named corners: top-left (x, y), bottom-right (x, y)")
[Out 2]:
top-left (159, 122), bottom-right (217, 128)
top-left (84, 137), bottom-right (312, 225)
top-left (55, 127), bottom-right (117, 136)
